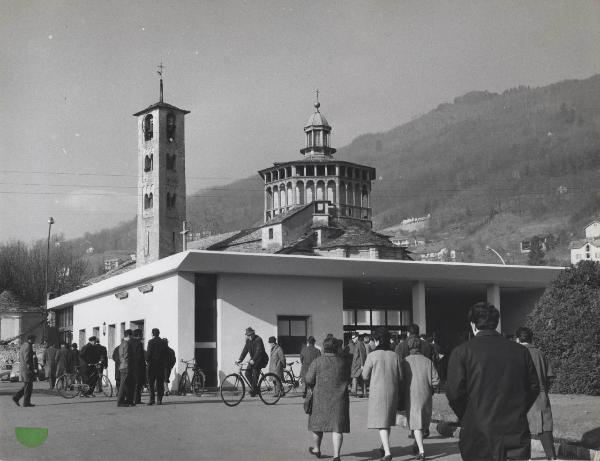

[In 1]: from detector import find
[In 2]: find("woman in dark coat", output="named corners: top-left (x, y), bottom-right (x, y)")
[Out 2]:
top-left (305, 336), bottom-right (350, 461)
top-left (300, 336), bottom-right (321, 398)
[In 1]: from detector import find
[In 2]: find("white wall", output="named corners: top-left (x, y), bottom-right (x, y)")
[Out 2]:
top-left (216, 274), bottom-right (342, 382)
top-left (71, 272), bottom-right (191, 390)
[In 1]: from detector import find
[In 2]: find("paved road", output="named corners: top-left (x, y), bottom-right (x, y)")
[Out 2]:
top-left (0, 382), bottom-right (547, 461)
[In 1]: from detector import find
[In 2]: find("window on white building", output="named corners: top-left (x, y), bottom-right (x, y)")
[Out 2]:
top-left (277, 316), bottom-right (308, 355)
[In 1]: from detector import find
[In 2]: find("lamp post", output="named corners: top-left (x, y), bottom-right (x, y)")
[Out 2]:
top-left (45, 217), bottom-right (54, 306)
top-left (485, 245), bottom-right (506, 265)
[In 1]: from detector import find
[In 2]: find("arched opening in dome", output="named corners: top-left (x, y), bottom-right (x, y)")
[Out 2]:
top-left (273, 185), bottom-right (280, 210)
top-left (287, 182), bottom-right (293, 207)
top-left (327, 180), bottom-right (336, 203)
top-left (296, 181), bottom-right (305, 205)
top-left (316, 181), bottom-right (325, 201)
top-left (306, 181), bottom-right (314, 203)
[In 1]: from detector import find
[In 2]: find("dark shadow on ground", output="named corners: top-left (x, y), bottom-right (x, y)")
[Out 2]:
top-left (582, 426), bottom-right (600, 449)
top-left (344, 440), bottom-right (457, 461)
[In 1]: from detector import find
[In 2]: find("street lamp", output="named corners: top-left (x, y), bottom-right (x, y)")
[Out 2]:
top-left (485, 245), bottom-right (506, 265)
top-left (45, 217), bottom-right (54, 306)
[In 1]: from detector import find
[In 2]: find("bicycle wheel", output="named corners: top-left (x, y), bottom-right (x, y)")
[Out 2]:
top-left (101, 375), bottom-right (113, 397)
top-left (178, 372), bottom-right (190, 396)
top-left (281, 370), bottom-right (294, 395)
top-left (220, 373), bottom-right (245, 407)
top-left (56, 374), bottom-right (80, 399)
top-left (192, 370), bottom-right (206, 396)
top-left (258, 373), bottom-right (282, 405)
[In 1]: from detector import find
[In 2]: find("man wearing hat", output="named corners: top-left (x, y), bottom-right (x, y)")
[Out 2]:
top-left (12, 334), bottom-right (36, 407)
top-left (236, 327), bottom-right (268, 397)
top-left (348, 332), bottom-right (367, 397)
top-left (79, 336), bottom-right (101, 395)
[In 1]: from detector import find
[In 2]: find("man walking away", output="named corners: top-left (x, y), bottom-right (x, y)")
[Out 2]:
top-left (13, 335), bottom-right (36, 407)
top-left (446, 302), bottom-right (540, 461)
top-left (348, 333), bottom-right (367, 397)
top-left (236, 327), bottom-right (268, 397)
top-left (147, 328), bottom-right (167, 405)
top-left (68, 343), bottom-right (80, 372)
top-left (131, 329), bottom-right (146, 404)
top-left (516, 326), bottom-right (557, 460)
top-left (55, 342), bottom-right (70, 379)
top-left (163, 338), bottom-right (176, 396)
top-left (117, 329), bottom-right (133, 407)
top-left (43, 343), bottom-right (58, 389)
top-left (112, 344), bottom-right (121, 393)
top-left (395, 325), bottom-right (433, 360)
top-left (300, 336), bottom-right (321, 398)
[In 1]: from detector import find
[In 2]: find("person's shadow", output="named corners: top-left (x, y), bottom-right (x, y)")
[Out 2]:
top-left (344, 439), bottom-right (457, 460)
top-left (582, 427), bottom-right (600, 449)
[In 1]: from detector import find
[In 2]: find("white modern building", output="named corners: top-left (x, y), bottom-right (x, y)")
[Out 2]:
top-left (48, 250), bottom-right (562, 388)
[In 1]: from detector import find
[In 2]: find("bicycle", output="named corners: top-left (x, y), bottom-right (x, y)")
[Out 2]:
top-left (177, 359), bottom-right (206, 396)
top-left (281, 360), bottom-right (302, 395)
top-left (220, 362), bottom-right (282, 407)
top-left (56, 363), bottom-right (113, 399)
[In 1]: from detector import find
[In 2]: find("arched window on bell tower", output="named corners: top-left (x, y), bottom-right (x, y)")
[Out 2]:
top-left (144, 153), bottom-right (153, 172)
top-left (166, 112), bottom-right (176, 141)
top-left (144, 114), bottom-right (153, 141)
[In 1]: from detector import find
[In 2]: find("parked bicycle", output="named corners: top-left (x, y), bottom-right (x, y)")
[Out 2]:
top-left (281, 360), bottom-right (302, 395)
top-left (56, 363), bottom-right (113, 399)
top-left (177, 358), bottom-right (206, 396)
top-left (220, 362), bottom-right (282, 406)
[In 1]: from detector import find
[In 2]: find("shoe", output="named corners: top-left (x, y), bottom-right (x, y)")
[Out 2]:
top-left (378, 447), bottom-right (385, 457)
top-left (408, 431), bottom-right (414, 439)
top-left (117, 403), bottom-right (129, 407)
top-left (381, 456), bottom-right (392, 461)
top-left (12, 396), bottom-right (20, 407)
top-left (157, 401), bottom-right (163, 405)
top-left (129, 403), bottom-right (136, 406)
top-left (308, 447), bottom-right (321, 458)
top-left (147, 401), bottom-right (155, 406)
top-left (23, 403), bottom-right (35, 407)
top-left (415, 453), bottom-right (426, 461)
top-left (333, 457), bottom-right (341, 461)
top-left (423, 428), bottom-right (430, 439)
top-left (249, 392), bottom-right (257, 397)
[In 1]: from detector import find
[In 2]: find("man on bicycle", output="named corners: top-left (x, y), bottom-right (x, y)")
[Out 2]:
top-left (236, 327), bottom-right (268, 397)
top-left (79, 336), bottom-right (101, 396)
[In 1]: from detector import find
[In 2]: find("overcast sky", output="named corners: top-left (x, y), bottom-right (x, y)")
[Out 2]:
top-left (1, 0), bottom-right (600, 243)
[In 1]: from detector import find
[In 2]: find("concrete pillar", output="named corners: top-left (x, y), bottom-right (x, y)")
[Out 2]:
top-left (174, 272), bottom-right (195, 392)
top-left (486, 283), bottom-right (501, 333)
top-left (412, 281), bottom-right (426, 334)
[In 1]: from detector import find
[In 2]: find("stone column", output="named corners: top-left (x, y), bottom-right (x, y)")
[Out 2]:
top-left (486, 283), bottom-right (501, 333)
top-left (412, 281), bottom-right (426, 334)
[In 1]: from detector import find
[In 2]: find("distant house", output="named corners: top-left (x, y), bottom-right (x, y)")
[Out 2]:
top-left (104, 258), bottom-right (120, 271)
top-left (409, 241), bottom-right (456, 262)
top-left (390, 235), bottom-right (426, 248)
top-left (520, 235), bottom-right (554, 254)
top-left (569, 220), bottom-right (600, 264)
top-left (0, 291), bottom-right (45, 345)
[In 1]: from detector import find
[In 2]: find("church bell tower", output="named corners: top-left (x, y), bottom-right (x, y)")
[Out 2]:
top-left (134, 65), bottom-right (189, 266)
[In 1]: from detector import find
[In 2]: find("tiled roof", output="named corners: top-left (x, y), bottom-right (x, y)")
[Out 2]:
top-left (83, 260), bottom-right (137, 286)
top-left (569, 238), bottom-right (600, 250)
top-left (187, 230), bottom-right (242, 250)
top-left (409, 241), bottom-right (447, 254)
top-left (0, 291), bottom-right (44, 314)
top-left (318, 225), bottom-right (396, 249)
top-left (265, 204), bottom-right (313, 225)
top-left (132, 101), bottom-right (190, 116)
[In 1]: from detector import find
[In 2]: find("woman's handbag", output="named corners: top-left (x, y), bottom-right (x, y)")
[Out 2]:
top-left (303, 387), bottom-right (313, 414)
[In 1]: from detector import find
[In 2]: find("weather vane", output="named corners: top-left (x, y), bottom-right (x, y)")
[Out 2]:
top-left (315, 89), bottom-right (320, 110)
top-left (157, 61), bottom-right (165, 102)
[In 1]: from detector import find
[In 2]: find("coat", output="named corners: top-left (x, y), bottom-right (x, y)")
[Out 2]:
top-left (43, 345), bottom-right (58, 378)
top-left (55, 347), bottom-right (70, 377)
top-left (348, 341), bottom-right (367, 378)
top-left (68, 348), bottom-right (80, 371)
top-left (305, 353), bottom-right (350, 433)
top-left (19, 341), bottom-right (35, 382)
top-left (112, 345), bottom-right (121, 380)
top-left (395, 337), bottom-right (434, 360)
top-left (79, 342), bottom-right (100, 369)
top-left (268, 343), bottom-right (286, 378)
top-left (523, 343), bottom-right (554, 434)
top-left (165, 345), bottom-right (176, 382)
top-left (362, 348), bottom-right (403, 429)
top-left (300, 344), bottom-right (321, 379)
top-left (402, 352), bottom-right (439, 430)
top-left (446, 330), bottom-right (540, 461)
top-left (146, 336), bottom-right (167, 373)
top-left (238, 335), bottom-right (268, 369)
top-left (130, 338), bottom-right (146, 380)
top-left (94, 343), bottom-right (108, 368)
top-left (118, 339), bottom-right (131, 371)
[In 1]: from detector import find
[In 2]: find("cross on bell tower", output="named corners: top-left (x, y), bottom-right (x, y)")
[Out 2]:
top-left (133, 65), bottom-right (190, 266)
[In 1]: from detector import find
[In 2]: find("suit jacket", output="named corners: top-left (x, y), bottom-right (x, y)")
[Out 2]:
top-left (300, 344), bottom-right (321, 379)
top-left (395, 337), bottom-right (434, 360)
top-left (68, 348), bottom-right (80, 370)
top-left (94, 343), bottom-right (108, 368)
top-left (238, 335), bottom-right (268, 368)
top-left (79, 342), bottom-right (100, 368)
top-left (146, 336), bottom-right (167, 371)
top-left (43, 345), bottom-right (58, 377)
top-left (130, 338), bottom-right (146, 378)
top-left (19, 341), bottom-right (35, 382)
top-left (55, 347), bottom-right (70, 376)
top-left (446, 330), bottom-right (540, 461)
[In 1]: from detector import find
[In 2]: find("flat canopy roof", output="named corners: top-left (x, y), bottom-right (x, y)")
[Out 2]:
top-left (48, 250), bottom-right (564, 309)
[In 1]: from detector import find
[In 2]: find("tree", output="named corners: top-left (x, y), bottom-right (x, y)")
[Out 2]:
top-left (526, 261), bottom-right (600, 395)
top-left (527, 236), bottom-right (547, 266)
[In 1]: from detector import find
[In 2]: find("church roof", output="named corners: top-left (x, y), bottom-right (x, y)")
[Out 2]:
top-left (305, 110), bottom-right (329, 128)
top-left (318, 225), bottom-right (398, 250)
top-left (265, 204), bottom-right (313, 225)
top-left (133, 101), bottom-right (190, 116)
top-left (82, 260), bottom-right (137, 286)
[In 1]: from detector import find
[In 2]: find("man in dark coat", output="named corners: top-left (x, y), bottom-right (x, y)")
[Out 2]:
top-left (112, 344), bottom-right (121, 392)
top-left (68, 343), bottom-right (80, 372)
top-left (55, 342), bottom-right (71, 378)
top-left (146, 328), bottom-right (167, 405)
top-left (79, 336), bottom-right (101, 395)
top-left (93, 338), bottom-right (108, 392)
top-left (446, 302), bottom-right (540, 461)
top-left (300, 336), bottom-right (321, 398)
top-left (516, 326), bottom-right (557, 460)
top-left (236, 327), bottom-right (268, 396)
top-left (12, 334), bottom-right (36, 407)
top-left (395, 324), bottom-right (433, 360)
top-left (130, 329), bottom-right (146, 404)
top-left (163, 338), bottom-right (176, 396)
top-left (347, 333), bottom-right (367, 397)
top-left (117, 329), bottom-right (133, 407)
top-left (42, 343), bottom-right (58, 389)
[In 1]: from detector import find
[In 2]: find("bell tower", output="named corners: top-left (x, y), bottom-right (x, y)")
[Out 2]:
top-left (134, 65), bottom-right (190, 266)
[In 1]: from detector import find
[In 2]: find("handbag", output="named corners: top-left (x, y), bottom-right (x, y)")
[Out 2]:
top-left (303, 387), bottom-right (313, 414)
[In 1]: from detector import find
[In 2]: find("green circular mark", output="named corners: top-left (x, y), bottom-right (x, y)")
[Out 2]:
top-left (15, 427), bottom-right (48, 448)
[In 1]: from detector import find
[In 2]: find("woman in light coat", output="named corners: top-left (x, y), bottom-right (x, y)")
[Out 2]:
top-left (305, 336), bottom-right (350, 461)
top-left (362, 327), bottom-right (403, 461)
top-left (402, 337), bottom-right (439, 460)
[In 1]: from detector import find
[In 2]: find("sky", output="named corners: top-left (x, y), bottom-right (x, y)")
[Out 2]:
top-left (1, 0), bottom-right (600, 244)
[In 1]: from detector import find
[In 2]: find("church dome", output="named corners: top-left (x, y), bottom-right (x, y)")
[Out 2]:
top-left (305, 103), bottom-right (330, 127)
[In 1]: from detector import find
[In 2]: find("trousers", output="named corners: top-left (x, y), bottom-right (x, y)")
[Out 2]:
top-left (117, 369), bottom-right (133, 405)
top-left (244, 366), bottom-right (261, 393)
top-left (14, 381), bottom-right (33, 405)
top-left (148, 368), bottom-right (164, 402)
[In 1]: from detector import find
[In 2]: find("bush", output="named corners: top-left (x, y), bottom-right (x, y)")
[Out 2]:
top-left (527, 261), bottom-right (600, 395)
